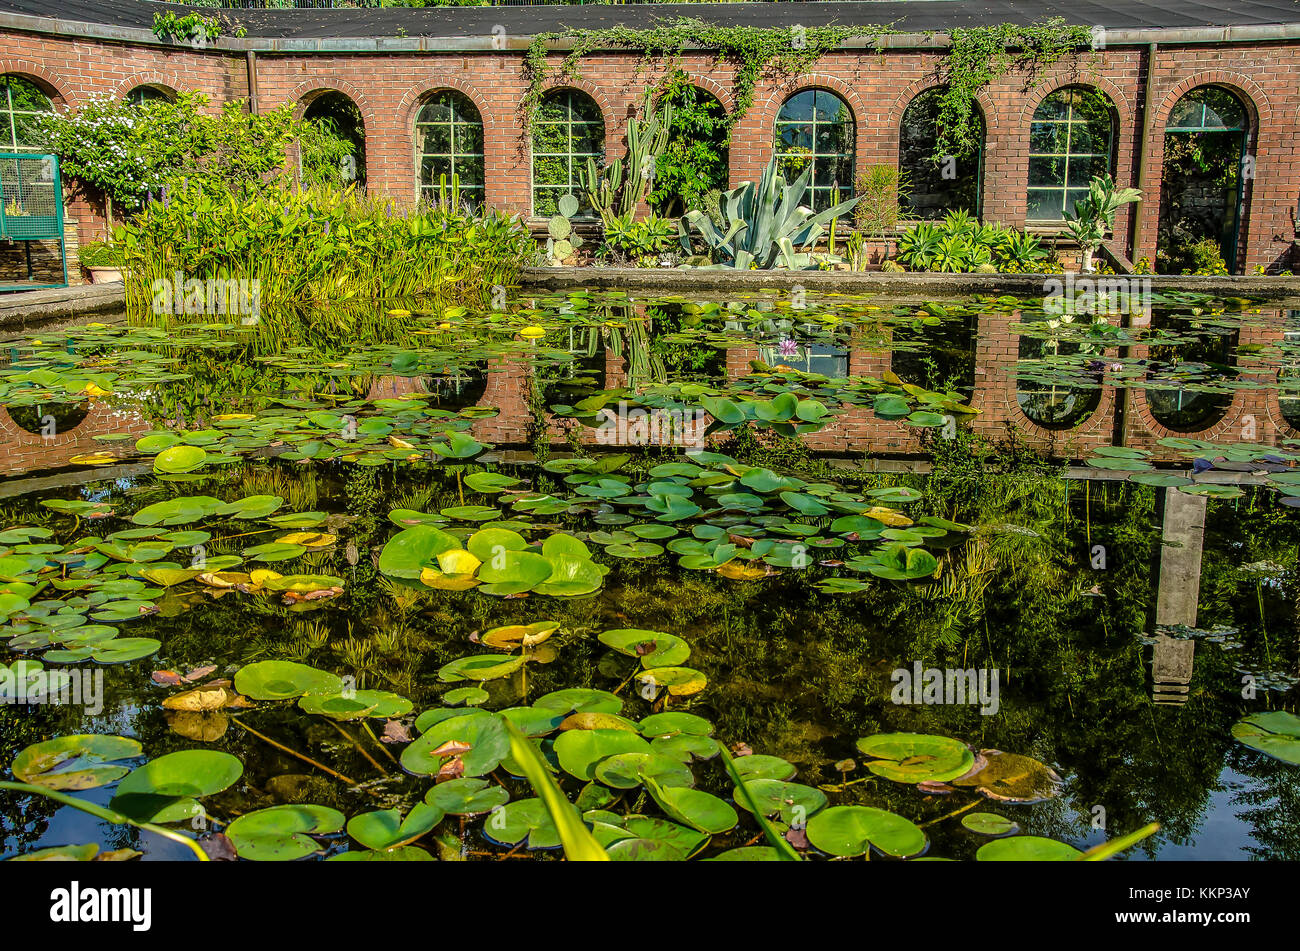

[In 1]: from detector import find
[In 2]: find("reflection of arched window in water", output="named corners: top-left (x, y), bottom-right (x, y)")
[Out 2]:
top-left (6, 401), bottom-right (89, 436)
top-left (542, 326), bottom-right (607, 406)
top-left (1275, 311), bottom-right (1300, 429)
top-left (889, 315), bottom-right (976, 398)
top-left (1015, 317), bottom-right (1103, 428)
top-left (646, 304), bottom-right (724, 383)
top-left (758, 320), bottom-right (848, 377)
top-left (1142, 313), bottom-right (1237, 431)
top-left (421, 364), bottom-right (487, 412)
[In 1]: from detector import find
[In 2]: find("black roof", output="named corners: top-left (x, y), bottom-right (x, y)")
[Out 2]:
top-left (1, 0), bottom-right (1298, 40)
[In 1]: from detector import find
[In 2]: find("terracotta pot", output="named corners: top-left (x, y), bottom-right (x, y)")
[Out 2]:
top-left (86, 266), bottom-right (123, 284)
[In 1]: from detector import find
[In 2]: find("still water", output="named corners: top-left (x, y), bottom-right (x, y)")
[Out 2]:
top-left (0, 289), bottom-right (1297, 861)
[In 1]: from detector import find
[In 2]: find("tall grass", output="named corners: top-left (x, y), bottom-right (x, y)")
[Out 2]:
top-left (117, 179), bottom-right (537, 315)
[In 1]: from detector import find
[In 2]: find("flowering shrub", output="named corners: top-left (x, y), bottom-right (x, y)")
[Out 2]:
top-left (32, 92), bottom-right (351, 226)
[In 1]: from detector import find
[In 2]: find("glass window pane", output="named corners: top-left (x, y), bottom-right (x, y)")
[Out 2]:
top-left (1027, 87), bottom-right (1114, 219)
top-left (415, 90), bottom-right (485, 201)
top-left (1028, 156), bottom-right (1063, 188)
top-left (1026, 189), bottom-right (1059, 220)
top-left (531, 90), bottom-right (605, 216)
top-left (1, 75), bottom-right (53, 151)
top-left (774, 89), bottom-right (855, 212)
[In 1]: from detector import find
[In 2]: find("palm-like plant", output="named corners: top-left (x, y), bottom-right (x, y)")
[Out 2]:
top-left (1065, 173), bottom-right (1141, 272)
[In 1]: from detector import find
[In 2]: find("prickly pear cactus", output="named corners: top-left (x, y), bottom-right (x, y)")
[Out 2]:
top-left (545, 194), bottom-right (584, 266)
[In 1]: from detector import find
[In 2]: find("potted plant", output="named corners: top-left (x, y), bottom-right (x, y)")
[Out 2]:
top-left (78, 239), bottom-right (123, 283)
top-left (1064, 174), bottom-right (1141, 272)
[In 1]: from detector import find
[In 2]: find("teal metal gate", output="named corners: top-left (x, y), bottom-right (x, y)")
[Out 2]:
top-left (0, 152), bottom-right (69, 290)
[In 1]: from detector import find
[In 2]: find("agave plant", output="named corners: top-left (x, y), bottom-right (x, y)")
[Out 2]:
top-left (679, 157), bottom-right (858, 269)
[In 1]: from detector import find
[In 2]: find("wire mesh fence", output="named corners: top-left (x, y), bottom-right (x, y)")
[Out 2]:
top-left (0, 154), bottom-right (63, 241)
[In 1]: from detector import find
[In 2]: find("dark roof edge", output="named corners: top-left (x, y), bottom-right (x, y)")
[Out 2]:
top-left (2, 10), bottom-right (1299, 54)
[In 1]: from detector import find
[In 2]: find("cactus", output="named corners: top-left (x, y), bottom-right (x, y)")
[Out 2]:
top-left (579, 103), bottom-right (673, 227)
top-left (547, 215), bottom-right (571, 240)
top-left (545, 194), bottom-right (584, 266)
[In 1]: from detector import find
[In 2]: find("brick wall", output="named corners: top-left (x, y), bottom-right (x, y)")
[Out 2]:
top-left (4, 30), bottom-right (1300, 271)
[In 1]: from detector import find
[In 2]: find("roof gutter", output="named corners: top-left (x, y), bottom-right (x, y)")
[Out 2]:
top-left (2, 11), bottom-right (1300, 54)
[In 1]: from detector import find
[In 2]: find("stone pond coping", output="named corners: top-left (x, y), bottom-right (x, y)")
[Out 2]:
top-left (4, 269), bottom-right (1299, 332)
top-left (0, 282), bottom-right (124, 331)
top-left (519, 267), bottom-right (1300, 301)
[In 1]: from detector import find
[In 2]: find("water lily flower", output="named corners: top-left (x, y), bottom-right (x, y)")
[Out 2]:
top-left (777, 336), bottom-right (800, 357)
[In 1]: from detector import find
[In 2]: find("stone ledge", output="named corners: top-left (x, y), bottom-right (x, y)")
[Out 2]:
top-left (0, 282), bottom-right (124, 330)
top-left (519, 267), bottom-right (1300, 300)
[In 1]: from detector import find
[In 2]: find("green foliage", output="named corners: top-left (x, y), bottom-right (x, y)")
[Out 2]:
top-left (116, 182), bottom-right (536, 308)
top-left (649, 72), bottom-right (729, 217)
top-left (523, 18), bottom-right (883, 134)
top-left (680, 156), bottom-right (857, 269)
top-left (603, 214), bottom-right (677, 265)
top-left (32, 91), bottom-right (307, 223)
top-left (895, 211), bottom-right (1047, 273)
top-left (1063, 173), bottom-right (1142, 266)
top-left (936, 19), bottom-right (1093, 161)
top-left (75, 240), bottom-right (119, 268)
top-left (526, 17), bottom-right (1091, 176)
top-left (151, 11), bottom-right (243, 43)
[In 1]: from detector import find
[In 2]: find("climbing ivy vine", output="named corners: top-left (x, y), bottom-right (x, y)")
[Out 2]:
top-left (522, 16), bottom-right (1093, 162)
top-left (522, 17), bottom-right (883, 141)
top-left (934, 19), bottom-right (1095, 160)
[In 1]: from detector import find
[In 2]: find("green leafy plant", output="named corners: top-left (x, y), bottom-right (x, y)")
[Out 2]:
top-left (1063, 173), bottom-right (1142, 272)
top-left (604, 213), bottom-right (677, 265)
top-left (679, 156), bottom-right (857, 269)
top-left (853, 164), bottom-right (910, 269)
top-left (935, 20), bottom-right (1093, 161)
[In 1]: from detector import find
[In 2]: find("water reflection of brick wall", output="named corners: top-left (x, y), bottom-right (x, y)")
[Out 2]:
top-left (0, 402), bottom-right (150, 477)
top-left (458, 311), bottom-right (1299, 460)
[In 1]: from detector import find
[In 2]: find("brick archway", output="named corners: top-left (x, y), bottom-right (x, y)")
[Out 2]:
top-left (1141, 73), bottom-right (1269, 274)
top-left (0, 60), bottom-right (73, 107)
top-left (113, 71), bottom-right (184, 103)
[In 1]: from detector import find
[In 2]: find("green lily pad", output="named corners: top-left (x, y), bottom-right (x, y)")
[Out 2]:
top-left (857, 733), bottom-right (975, 783)
top-left (110, 750), bottom-right (244, 823)
top-left (11, 734), bottom-right (142, 790)
top-left (234, 661), bottom-right (344, 700)
top-left (806, 805), bottom-right (927, 858)
top-left (1231, 710), bottom-right (1300, 764)
top-left (227, 804), bottom-right (346, 861)
top-left (425, 777), bottom-right (510, 815)
top-left (346, 802), bottom-right (444, 851)
top-left (976, 835), bottom-right (1082, 860)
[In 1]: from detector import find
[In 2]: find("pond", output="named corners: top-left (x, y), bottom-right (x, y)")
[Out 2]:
top-left (1, 287), bottom-right (1298, 862)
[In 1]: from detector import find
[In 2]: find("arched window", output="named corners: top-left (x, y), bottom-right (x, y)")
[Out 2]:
top-left (126, 85), bottom-right (173, 107)
top-left (1156, 86), bottom-right (1249, 274)
top-left (1016, 316), bottom-right (1103, 429)
top-left (303, 91), bottom-right (366, 189)
top-left (899, 88), bottom-right (984, 219)
top-left (1027, 87), bottom-right (1116, 221)
top-left (0, 75), bottom-right (53, 152)
top-left (774, 89), bottom-right (854, 211)
top-left (416, 90), bottom-right (485, 208)
top-left (532, 89), bottom-right (604, 217)
top-left (1142, 313), bottom-right (1237, 431)
top-left (650, 80), bottom-right (728, 218)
